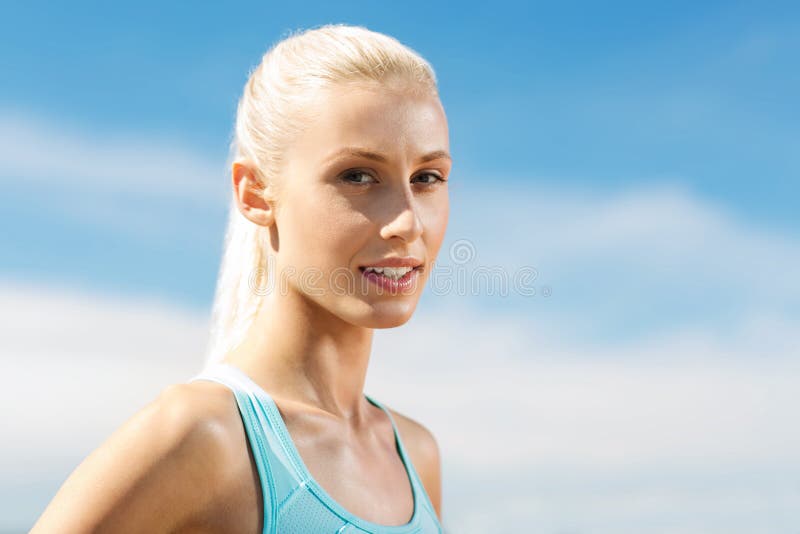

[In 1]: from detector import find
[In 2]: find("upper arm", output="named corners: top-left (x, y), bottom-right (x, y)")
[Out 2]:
top-left (30, 383), bottom-right (236, 534)
top-left (389, 410), bottom-right (443, 521)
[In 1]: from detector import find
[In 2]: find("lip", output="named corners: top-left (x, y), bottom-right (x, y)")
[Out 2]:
top-left (360, 263), bottom-right (421, 293)
top-left (358, 256), bottom-right (424, 270)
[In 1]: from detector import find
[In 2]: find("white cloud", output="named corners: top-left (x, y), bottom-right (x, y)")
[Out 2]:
top-left (451, 178), bottom-right (800, 285)
top-left (0, 110), bottom-right (229, 202)
top-left (371, 307), bottom-right (800, 466)
top-left (0, 110), bottom-right (231, 242)
top-left (443, 178), bottom-right (800, 339)
top-left (3, 111), bottom-right (800, 532)
top-left (3, 281), bottom-right (799, 533)
top-left (372, 308), bottom-right (800, 533)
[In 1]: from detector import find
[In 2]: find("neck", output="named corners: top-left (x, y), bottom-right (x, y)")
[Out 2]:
top-left (223, 286), bottom-right (374, 423)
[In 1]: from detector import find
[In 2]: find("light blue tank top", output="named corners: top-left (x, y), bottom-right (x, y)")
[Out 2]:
top-left (188, 362), bottom-right (443, 534)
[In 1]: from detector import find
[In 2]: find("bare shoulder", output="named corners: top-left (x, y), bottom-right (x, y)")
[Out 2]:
top-left (385, 407), bottom-right (441, 462)
top-left (384, 406), bottom-right (443, 520)
top-left (162, 380), bottom-right (244, 440)
top-left (31, 380), bottom-right (259, 534)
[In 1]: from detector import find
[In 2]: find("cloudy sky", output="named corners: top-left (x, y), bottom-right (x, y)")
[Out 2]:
top-left (2, 2), bottom-right (799, 533)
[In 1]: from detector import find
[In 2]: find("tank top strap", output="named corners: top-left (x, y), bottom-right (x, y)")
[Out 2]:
top-left (363, 394), bottom-right (440, 523)
top-left (188, 363), bottom-right (301, 534)
top-left (189, 364), bottom-right (442, 533)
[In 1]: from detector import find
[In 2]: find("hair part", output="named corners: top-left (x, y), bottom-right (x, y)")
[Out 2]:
top-left (203, 23), bottom-right (439, 367)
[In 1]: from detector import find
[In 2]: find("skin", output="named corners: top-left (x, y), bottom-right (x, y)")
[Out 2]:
top-left (31, 79), bottom-right (450, 533)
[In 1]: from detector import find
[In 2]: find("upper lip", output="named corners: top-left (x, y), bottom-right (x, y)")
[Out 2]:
top-left (360, 256), bottom-right (423, 269)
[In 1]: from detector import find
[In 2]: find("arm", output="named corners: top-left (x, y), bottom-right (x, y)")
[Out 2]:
top-left (30, 383), bottom-right (234, 533)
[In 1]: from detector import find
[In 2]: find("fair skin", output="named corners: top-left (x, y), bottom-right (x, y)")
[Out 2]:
top-left (31, 79), bottom-right (450, 533)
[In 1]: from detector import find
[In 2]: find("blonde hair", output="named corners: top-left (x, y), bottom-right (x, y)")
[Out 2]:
top-left (203, 23), bottom-right (439, 367)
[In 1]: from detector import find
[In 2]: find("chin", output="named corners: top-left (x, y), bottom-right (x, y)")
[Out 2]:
top-left (349, 300), bottom-right (418, 329)
top-left (368, 313), bottom-right (414, 329)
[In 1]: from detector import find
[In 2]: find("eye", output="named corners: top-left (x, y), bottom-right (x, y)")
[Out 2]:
top-left (340, 170), bottom-right (377, 185)
top-left (413, 172), bottom-right (447, 186)
top-left (339, 169), bottom-right (447, 187)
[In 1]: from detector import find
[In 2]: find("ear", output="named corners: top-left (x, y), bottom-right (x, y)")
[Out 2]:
top-left (232, 160), bottom-right (276, 227)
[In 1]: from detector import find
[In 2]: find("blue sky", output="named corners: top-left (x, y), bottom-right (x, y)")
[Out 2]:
top-left (2, 2), bottom-right (800, 532)
top-left (2, 1), bottom-right (799, 311)
top-left (3, 1), bottom-right (799, 228)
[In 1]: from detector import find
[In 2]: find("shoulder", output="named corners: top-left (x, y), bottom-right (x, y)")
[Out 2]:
top-left (138, 380), bottom-right (246, 483)
top-left (158, 380), bottom-right (243, 444)
top-left (32, 380), bottom-right (257, 533)
top-left (155, 381), bottom-right (263, 528)
top-left (156, 380), bottom-right (245, 463)
top-left (385, 406), bottom-right (442, 519)
top-left (387, 407), bottom-right (441, 468)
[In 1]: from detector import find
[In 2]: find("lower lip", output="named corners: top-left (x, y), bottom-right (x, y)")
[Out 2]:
top-left (360, 266), bottom-right (421, 293)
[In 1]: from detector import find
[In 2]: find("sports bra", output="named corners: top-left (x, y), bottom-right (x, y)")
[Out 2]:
top-left (188, 362), bottom-right (443, 533)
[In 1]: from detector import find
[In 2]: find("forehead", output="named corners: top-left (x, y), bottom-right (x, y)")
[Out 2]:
top-left (290, 82), bottom-right (449, 165)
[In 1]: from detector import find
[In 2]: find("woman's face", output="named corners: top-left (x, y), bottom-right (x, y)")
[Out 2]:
top-left (274, 81), bottom-right (451, 328)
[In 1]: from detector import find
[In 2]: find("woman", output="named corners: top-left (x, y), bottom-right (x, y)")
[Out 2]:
top-left (32, 23), bottom-right (450, 533)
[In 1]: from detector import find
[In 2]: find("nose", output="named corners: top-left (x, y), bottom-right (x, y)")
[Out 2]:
top-left (379, 188), bottom-right (424, 243)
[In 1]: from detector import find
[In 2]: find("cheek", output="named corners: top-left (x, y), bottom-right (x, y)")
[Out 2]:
top-left (423, 196), bottom-right (449, 249)
top-left (284, 190), bottom-right (370, 261)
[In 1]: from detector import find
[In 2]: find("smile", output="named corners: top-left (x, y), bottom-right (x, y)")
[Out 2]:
top-left (359, 265), bottom-right (421, 292)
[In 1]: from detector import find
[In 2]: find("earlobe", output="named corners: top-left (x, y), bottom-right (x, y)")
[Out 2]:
top-left (232, 160), bottom-right (275, 227)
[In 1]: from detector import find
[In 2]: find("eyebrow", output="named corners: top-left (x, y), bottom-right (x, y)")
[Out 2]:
top-left (324, 147), bottom-right (452, 165)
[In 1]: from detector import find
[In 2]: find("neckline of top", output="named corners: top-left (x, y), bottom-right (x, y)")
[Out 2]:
top-left (213, 361), bottom-right (422, 532)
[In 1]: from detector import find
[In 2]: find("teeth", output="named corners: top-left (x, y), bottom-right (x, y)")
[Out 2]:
top-left (364, 266), bottom-right (414, 279)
